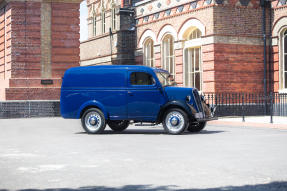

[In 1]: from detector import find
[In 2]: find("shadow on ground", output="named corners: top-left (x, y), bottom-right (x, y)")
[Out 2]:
top-left (75, 129), bottom-right (225, 135)
top-left (1, 181), bottom-right (287, 191)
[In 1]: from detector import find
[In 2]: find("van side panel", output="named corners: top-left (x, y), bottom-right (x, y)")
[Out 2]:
top-left (60, 68), bottom-right (127, 119)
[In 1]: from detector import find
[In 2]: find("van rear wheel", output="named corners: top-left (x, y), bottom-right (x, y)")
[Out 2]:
top-left (81, 108), bottom-right (106, 134)
top-left (163, 108), bottom-right (188, 135)
top-left (108, 120), bottom-right (129, 132)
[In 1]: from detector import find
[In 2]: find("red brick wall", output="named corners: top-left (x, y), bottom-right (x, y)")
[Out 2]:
top-left (212, 43), bottom-right (264, 93)
top-left (51, 2), bottom-right (80, 78)
top-left (0, 1), bottom-right (81, 100)
top-left (6, 88), bottom-right (60, 100)
top-left (272, 45), bottom-right (279, 92)
top-left (14, 1), bottom-right (41, 79)
top-left (174, 49), bottom-right (183, 87)
top-left (213, 6), bottom-right (262, 37)
top-left (202, 44), bottom-right (215, 93)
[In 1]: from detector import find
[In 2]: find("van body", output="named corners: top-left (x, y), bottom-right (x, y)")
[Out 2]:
top-left (61, 65), bottom-right (216, 134)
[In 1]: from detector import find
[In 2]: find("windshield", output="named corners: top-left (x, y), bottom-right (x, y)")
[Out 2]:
top-left (156, 72), bottom-right (177, 87)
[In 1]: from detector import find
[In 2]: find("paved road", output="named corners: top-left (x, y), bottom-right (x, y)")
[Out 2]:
top-left (0, 118), bottom-right (287, 191)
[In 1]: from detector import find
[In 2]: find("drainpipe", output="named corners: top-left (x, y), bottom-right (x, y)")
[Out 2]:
top-left (260, 0), bottom-right (267, 114)
top-left (3, 5), bottom-right (6, 80)
top-left (109, 27), bottom-right (113, 64)
top-left (268, 1), bottom-right (272, 93)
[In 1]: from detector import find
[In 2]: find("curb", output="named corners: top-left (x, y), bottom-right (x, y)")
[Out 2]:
top-left (208, 120), bottom-right (287, 130)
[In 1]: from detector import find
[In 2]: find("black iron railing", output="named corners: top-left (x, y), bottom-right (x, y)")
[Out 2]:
top-left (203, 93), bottom-right (287, 117)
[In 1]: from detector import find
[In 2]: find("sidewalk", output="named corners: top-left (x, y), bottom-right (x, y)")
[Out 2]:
top-left (208, 116), bottom-right (287, 129)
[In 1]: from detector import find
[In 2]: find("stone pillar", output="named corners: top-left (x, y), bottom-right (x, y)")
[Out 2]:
top-left (41, 1), bottom-right (52, 78)
top-left (0, 0), bottom-right (81, 100)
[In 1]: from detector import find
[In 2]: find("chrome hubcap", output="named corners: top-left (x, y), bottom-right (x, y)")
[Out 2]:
top-left (85, 112), bottom-right (102, 132)
top-left (170, 116), bottom-right (179, 126)
top-left (89, 116), bottom-right (98, 126)
top-left (165, 111), bottom-right (184, 132)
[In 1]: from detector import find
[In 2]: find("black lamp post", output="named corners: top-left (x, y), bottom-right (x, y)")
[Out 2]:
top-left (109, 27), bottom-right (113, 64)
top-left (260, 0), bottom-right (268, 114)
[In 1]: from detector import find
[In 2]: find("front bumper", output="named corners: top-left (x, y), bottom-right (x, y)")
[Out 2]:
top-left (193, 105), bottom-right (217, 122)
top-left (196, 116), bottom-right (218, 122)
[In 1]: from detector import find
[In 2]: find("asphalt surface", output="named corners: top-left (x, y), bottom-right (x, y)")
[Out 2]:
top-left (0, 118), bottom-right (287, 191)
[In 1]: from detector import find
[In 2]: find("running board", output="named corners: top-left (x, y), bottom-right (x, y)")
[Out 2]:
top-left (135, 122), bottom-right (157, 127)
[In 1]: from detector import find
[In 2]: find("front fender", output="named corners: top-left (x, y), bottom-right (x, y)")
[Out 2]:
top-left (157, 100), bottom-right (193, 123)
top-left (76, 100), bottom-right (108, 119)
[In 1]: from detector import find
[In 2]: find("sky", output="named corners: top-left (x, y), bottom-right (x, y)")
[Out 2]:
top-left (80, 1), bottom-right (88, 42)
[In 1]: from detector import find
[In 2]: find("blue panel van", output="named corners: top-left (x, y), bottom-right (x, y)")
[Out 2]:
top-left (60, 65), bottom-right (216, 135)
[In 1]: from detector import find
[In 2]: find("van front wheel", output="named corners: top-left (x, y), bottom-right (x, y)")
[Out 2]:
top-left (81, 108), bottom-right (106, 134)
top-left (163, 108), bottom-right (188, 135)
top-left (108, 120), bottom-right (129, 132)
top-left (187, 122), bottom-right (207, 132)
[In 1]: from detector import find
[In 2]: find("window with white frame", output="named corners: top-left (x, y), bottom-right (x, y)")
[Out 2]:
top-left (162, 34), bottom-right (175, 76)
top-left (93, 15), bottom-right (96, 36)
top-left (184, 28), bottom-right (202, 91)
top-left (184, 47), bottom-right (202, 91)
top-left (143, 38), bottom-right (154, 67)
top-left (111, 7), bottom-right (116, 30)
top-left (101, 10), bottom-right (106, 34)
top-left (282, 29), bottom-right (287, 90)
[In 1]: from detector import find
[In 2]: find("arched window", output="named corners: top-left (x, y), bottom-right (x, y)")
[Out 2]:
top-left (189, 29), bottom-right (202, 40)
top-left (281, 29), bottom-right (287, 90)
top-left (143, 38), bottom-right (154, 67)
top-left (162, 34), bottom-right (175, 76)
top-left (184, 28), bottom-right (202, 91)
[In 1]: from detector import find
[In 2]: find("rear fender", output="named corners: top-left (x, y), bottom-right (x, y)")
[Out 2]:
top-left (77, 100), bottom-right (108, 119)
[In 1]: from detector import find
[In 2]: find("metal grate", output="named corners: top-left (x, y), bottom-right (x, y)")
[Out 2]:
top-left (203, 93), bottom-right (287, 117)
top-left (193, 89), bottom-right (204, 113)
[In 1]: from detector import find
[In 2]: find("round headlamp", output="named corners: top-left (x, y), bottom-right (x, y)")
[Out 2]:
top-left (186, 95), bottom-right (191, 102)
top-left (201, 95), bottom-right (205, 101)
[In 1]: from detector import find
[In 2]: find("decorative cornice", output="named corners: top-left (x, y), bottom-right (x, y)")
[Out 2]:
top-left (136, 4), bottom-right (214, 27)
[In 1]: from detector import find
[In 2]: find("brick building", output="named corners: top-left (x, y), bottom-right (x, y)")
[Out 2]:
top-left (81, 0), bottom-right (287, 94)
top-left (0, 0), bottom-right (81, 101)
top-left (80, 0), bottom-right (135, 66)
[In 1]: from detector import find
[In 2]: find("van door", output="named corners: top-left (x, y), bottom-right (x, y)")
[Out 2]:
top-left (127, 71), bottom-right (165, 121)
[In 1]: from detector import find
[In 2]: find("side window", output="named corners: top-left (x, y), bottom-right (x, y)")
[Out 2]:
top-left (130, 72), bottom-right (155, 85)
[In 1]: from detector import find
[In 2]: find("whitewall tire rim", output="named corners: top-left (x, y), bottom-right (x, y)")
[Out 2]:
top-left (85, 112), bottom-right (102, 132)
top-left (165, 111), bottom-right (185, 133)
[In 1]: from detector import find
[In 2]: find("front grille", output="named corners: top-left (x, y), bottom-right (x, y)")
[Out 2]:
top-left (192, 89), bottom-right (203, 113)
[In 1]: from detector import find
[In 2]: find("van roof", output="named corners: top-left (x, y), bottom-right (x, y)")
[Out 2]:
top-left (66, 65), bottom-right (169, 74)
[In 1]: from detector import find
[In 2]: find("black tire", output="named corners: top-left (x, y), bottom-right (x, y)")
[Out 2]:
top-left (187, 121), bottom-right (207, 132)
top-left (162, 108), bottom-right (189, 135)
top-left (81, 108), bottom-right (106, 134)
top-left (108, 120), bottom-right (129, 132)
